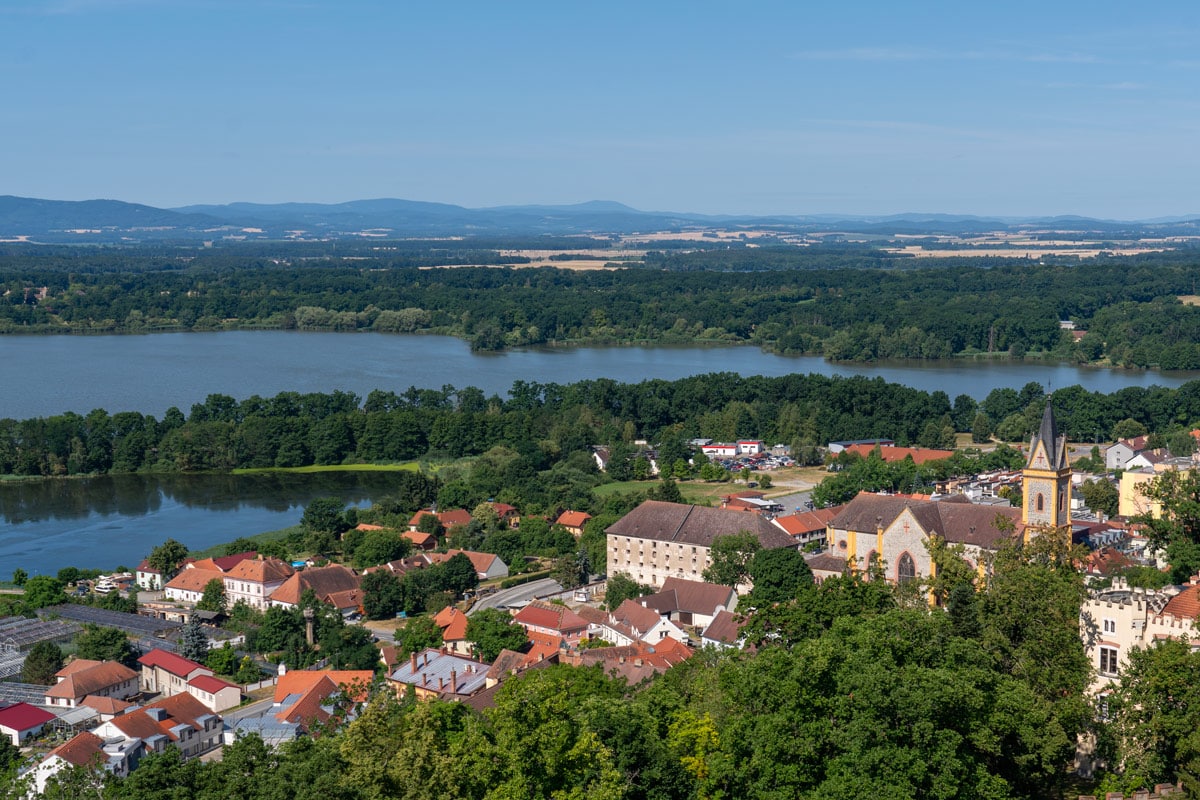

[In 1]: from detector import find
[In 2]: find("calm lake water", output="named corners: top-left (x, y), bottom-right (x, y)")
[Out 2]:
top-left (2, 331), bottom-right (1199, 579)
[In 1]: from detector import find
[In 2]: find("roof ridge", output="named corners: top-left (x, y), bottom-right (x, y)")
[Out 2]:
top-left (671, 504), bottom-right (697, 542)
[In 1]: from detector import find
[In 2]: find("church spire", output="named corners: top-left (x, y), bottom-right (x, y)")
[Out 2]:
top-left (1037, 399), bottom-right (1060, 467)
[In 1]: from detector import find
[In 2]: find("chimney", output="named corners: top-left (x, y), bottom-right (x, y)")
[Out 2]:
top-left (438, 677), bottom-right (444, 690)
top-left (450, 669), bottom-right (457, 694)
top-left (410, 652), bottom-right (417, 672)
top-left (421, 672), bottom-right (427, 687)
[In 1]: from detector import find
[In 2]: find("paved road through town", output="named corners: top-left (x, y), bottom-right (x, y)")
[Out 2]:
top-left (468, 578), bottom-right (562, 615)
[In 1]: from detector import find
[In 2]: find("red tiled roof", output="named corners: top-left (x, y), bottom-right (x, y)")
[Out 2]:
top-left (212, 551), bottom-right (257, 572)
top-left (47, 731), bottom-right (104, 767)
top-left (164, 567), bottom-right (226, 594)
top-left (112, 709), bottom-right (175, 742)
top-left (426, 549), bottom-right (501, 576)
top-left (79, 695), bottom-right (133, 715)
top-left (189, 674), bottom-right (239, 694)
top-left (142, 691), bottom-right (218, 731)
top-left (47, 660), bottom-right (137, 701)
top-left (402, 530), bottom-right (436, 549)
top-left (226, 557), bottom-right (294, 584)
top-left (138, 648), bottom-right (206, 679)
top-left (434, 606), bottom-right (470, 642)
top-left (1163, 585), bottom-right (1200, 620)
top-left (491, 502), bottom-right (518, 517)
top-left (555, 510), bottom-right (592, 529)
top-left (772, 507), bottom-right (842, 537)
top-left (274, 670), bottom-right (375, 704)
top-left (514, 600), bottom-right (588, 634)
top-left (0, 702), bottom-right (56, 732)
top-left (438, 509), bottom-right (473, 528)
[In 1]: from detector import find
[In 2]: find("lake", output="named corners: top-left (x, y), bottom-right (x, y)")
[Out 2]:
top-left (3, 331), bottom-right (1199, 579)
top-left (0, 471), bottom-right (399, 579)
top-left (3, 331), bottom-right (1198, 420)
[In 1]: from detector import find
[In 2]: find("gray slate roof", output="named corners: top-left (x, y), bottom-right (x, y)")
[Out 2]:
top-left (829, 493), bottom-right (1021, 549)
top-left (606, 501), bottom-right (796, 549)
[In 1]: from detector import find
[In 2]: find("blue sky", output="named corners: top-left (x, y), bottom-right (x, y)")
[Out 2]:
top-left (2, 0), bottom-right (1199, 217)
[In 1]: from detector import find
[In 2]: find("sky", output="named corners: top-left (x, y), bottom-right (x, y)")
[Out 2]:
top-left (2, 0), bottom-right (1199, 218)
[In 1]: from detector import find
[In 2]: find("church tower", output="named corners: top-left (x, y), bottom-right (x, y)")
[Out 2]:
top-left (1022, 399), bottom-right (1071, 533)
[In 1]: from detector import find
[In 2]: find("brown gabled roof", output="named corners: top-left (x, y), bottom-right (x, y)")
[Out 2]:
top-left (142, 691), bottom-right (216, 731)
top-left (47, 660), bottom-right (137, 701)
top-left (269, 564), bottom-right (360, 607)
top-left (656, 577), bottom-right (737, 615)
top-left (56, 659), bottom-right (103, 677)
top-left (402, 530), bottom-right (436, 549)
top-left (606, 500), bottom-right (796, 549)
top-left (438, 509), bottom-right (473, 528)
top-left (79, 695), bottom-right (133, 715)
top-left (805, 553), bottom-right (850, 575)
top-left (578, 636), bottom-right (693, 681)
top-left (701, 609), bottom-right (746, 644)
top-left (226, 557), bottom-right (294, 585)
top-left (164, 567), bottom-right (226, 594)
top-left (426, 549), bottom-right (502, 576)
top-left (612, 599), bottom-right (664, 636)
top-left (1086, 546), bottom-right (1135, 576)
top-left (830, 492), bottom-right (1021, 549)
top-left (485, 649), bottom-right (529, 682)
top-left (111, 708), bottom-right (177, 742)
top-left (47, 731), bottom-right (105, 767)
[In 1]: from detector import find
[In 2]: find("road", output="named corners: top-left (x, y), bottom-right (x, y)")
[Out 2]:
top-left (221, 696), bottom-right (277, 724)
top-left (468, 578), bottom-right (562, 616)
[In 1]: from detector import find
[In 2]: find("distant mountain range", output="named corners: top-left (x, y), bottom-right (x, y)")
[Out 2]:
top-left (2, 194), bottom-right (1199, 243)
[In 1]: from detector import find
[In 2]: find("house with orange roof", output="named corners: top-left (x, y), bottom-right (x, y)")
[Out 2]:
top-left (490, 502), bottom-right (520, 527)
top-left (223, 556), bottom-right (295, 610)
top-left (137, 647), bottom-right (241, 712)
top-left (772, 506), bottom-right (843, 548)
top-left (433, 606), bottom-right (472, 655)
top-left (78, 695), bottom-right (134, 720)
top-left (94, 691), bottom-right (223, 760)
top-left (555, 510), bottom-right (592, 536)
top-left (45, 659), bottom-right (138, 708)
top-left (426, 549), bottom-right (509, 580)
top-left (513, 599), bottom-right (587, 645)
top-left (438, 509), bottom-right (474, 529)
top-left (163, 566), bottom-right (227, 606)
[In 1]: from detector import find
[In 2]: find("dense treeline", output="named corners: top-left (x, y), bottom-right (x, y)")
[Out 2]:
top-left (3, 243), bottom-right (1200, 363)
top-left (6, 372), bottom-right (1200, 490)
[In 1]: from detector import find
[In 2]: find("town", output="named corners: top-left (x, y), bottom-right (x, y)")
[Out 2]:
top-left (1, 397), bottom-right (1196, 799)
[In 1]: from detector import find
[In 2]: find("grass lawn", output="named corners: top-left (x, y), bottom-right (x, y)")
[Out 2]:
top-left (232, 463), bottom-right (421, 475)
top-left (190, 524), bottom-right (301, 558)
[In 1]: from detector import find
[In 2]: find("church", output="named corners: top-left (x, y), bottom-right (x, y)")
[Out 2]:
top-left (822, 401), bottom-right (1071, 584)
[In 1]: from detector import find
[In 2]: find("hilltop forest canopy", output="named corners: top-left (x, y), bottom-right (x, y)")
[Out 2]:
top-left (2, 241), bottom-right (1200, 365)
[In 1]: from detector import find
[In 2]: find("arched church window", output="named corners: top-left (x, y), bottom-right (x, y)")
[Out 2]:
top-left (1036, 493), bottom-right (1044, 512)
top-left (898, 552), bottom-right (916, 583)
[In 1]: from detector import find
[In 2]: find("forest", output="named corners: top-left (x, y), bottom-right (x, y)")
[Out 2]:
top-left (5, 372), bottom-right (1200, 488)
top-left (3, 242), bottom-right (1200, 365)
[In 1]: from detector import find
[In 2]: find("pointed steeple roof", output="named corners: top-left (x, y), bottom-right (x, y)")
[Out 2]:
top-left (1027, 397), bottom-right (1067, 470)
top-left (1038, 400), bottom-right (1059, 465)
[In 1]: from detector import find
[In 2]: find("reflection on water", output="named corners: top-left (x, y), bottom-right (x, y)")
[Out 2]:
top-left (0, 471), bottom-right (403, 577)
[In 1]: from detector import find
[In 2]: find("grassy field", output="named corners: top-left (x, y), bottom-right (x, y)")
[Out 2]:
top-left (232, 463), bottom-right (421, 475)
top-left (189, 524), bottom-right (301, 558)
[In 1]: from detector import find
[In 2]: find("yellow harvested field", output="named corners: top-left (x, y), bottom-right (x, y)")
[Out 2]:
top-left (1180, 296), bottom-right (1200, 306)
top-left (884, 245), bottom-right (1167, 259)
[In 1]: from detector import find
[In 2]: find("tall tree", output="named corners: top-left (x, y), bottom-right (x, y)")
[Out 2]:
top-left (178, 617), bottom-right (210, 663)
top-left (465, 609), bottom-right (527, 662)
top-left (22, 640), bottom-right (63, 685)
top-left (703, 532), bottom-right (762, 588)
top-left (147, 538), bottom-right (190, 580)
top-left (196, 578), bottom-right (227, 613)
top-left (75, 624), bottom-right (138, 668)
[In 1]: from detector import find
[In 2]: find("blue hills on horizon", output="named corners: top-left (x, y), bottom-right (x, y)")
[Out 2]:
top-left (1, 194), bottom-right (1198, 242)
